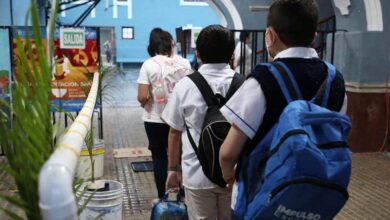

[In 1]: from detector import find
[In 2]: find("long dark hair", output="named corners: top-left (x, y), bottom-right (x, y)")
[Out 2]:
top-left (147, 28), bottom-right (173, 57)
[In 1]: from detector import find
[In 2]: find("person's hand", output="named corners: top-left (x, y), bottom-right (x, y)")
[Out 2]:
top-left (223, 164), bottom-right (237, 188)
top-left (166, 171), bottom-right (182, 189)
top-left (223, 172), bottom-right (235, 188)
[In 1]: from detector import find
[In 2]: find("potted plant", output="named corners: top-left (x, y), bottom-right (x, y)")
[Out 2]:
top-left (74, 65), bottom-right (125, 220)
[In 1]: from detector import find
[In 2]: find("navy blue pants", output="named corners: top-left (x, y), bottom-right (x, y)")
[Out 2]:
top-left (105, 50), bottom-right (111, 63)
top-left (144, 122), bottom-right (169, 198)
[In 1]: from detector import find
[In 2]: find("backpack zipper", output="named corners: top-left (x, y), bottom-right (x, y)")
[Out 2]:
top-left (268, 129), bottom-right (308, 157)
top-left (267, 178), bottom-right (349, 204)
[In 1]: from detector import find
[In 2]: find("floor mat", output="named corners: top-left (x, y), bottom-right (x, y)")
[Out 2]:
top-left (131, 161), bottom-right (154, 172)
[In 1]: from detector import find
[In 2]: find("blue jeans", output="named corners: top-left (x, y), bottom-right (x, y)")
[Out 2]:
top-left (105, 50), bottom-right (111, 63)
top-left (144, 122), bottom-right (169, 198)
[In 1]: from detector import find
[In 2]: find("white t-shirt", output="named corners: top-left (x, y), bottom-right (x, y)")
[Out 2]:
top-left (220, 47), bottom-right (348, 208)
top-left (137, 55), bottom-right (191, 123)
top-left (234, 43), bottom-right (252, 76)
top-left (161, 63), bottom-right (236, 189)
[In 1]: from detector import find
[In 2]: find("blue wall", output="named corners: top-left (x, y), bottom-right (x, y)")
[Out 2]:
top-left (57, 0), bottom-right (220, 63)
top-left (0, 0), bottom-right (37, 26)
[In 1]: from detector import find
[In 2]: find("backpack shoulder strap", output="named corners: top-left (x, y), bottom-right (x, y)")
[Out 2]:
top-left (151, 55), bottom-right (165, 66)
top-left (273, 61), bottom-right (303, 100)
top-left (225, 73), bottom-right (245, 101)
top-left (312, 62), bottom-right (336, 107)
top-left (265, 61), bottom-right (303, 103)
top-left (186, 71), bottom-right (216, 154)
top-left (187, 71), bottom-right (218, 107)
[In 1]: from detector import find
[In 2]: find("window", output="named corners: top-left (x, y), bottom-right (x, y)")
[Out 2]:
top-left (180, 0), bottom-right (208, 6)
top-left (122, 27), bottom-right (134, 39)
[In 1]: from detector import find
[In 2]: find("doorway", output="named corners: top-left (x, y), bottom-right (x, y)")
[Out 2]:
top-left (100, 27), bottom-right (115, 64)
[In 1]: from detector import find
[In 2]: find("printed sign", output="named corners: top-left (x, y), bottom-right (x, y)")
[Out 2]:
top-left (191, 28), bottom-right (201, 48)
top-left (60, 28), bottom-right (86, 49)
top-left (13, 27), bottom-right (99, 112)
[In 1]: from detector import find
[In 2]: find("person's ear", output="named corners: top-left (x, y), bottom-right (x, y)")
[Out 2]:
top-left (266, 27), bottom-right (277, 47)
top-left (196, 50), bottom-right (201, 59)
top-left (311, 32), bottom-right (318, 44)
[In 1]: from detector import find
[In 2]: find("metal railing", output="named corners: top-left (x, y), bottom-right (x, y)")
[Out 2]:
top-left (176, 16), bottom-right (337, 74)
top-left (230, 29), bottom-right (267, 75)
top-left (315, 15), bottom-right (336, 63)
top-left (39, 72), bottom-right (99, 220)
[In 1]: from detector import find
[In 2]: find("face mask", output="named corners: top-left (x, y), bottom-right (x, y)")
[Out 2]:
top-left (265, 30), bottom-right (273, 60)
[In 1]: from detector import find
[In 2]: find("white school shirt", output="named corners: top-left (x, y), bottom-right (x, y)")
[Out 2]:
top-left (137, 55), bottom-right (191, 123)
top-left (220, 47), bottom-right (348, 208)
top-left (161, 63), bottom-right (236, 189)
top-left (234, 43), bottom-right (252, 76)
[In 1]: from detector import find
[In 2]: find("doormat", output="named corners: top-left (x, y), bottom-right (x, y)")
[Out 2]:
top-left (131, 161), bottom-right (154, 172)
top-left (113, 147), bottom-right (151, 158)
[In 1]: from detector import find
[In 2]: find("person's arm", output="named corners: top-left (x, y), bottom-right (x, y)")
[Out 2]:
top-left (233, 55), bottom-right (241, 70)
top-left (340, 94), bottom-right (348, 114)
top-left (137, 61), bottom-right (152, 108)
top-left (166, 127), bottom-right (183, 189)
top-left (219, 79), bottom-right (266, 187)
top-left (220, 124), bottom-right (248, 187)
top-left (137, 84), bottom-right (150, 108)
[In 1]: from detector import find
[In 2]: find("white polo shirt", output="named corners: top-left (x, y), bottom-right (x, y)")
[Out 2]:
top-left (161, 63), bottom-right (236, 189)
top-left (234, 43), bottom-right (252, 76)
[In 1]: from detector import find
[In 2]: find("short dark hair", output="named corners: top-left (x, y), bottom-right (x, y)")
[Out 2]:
top-left (267, 0), bottom-right (319, 47)
top-left (239, 31), bottom-right (250, 42)
top-left (147, 28), bottom-right (173, 56)
top-left (196, 25), bottom-right (235, 63)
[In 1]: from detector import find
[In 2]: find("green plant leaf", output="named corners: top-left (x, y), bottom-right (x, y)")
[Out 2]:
top-left (0, 207), bottom-right (24, 220)
top-left (0, 1), bottom-right (58, 219)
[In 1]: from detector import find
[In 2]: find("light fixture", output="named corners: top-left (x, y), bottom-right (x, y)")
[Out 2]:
top-left (249, 5), bottom-right (270, 12)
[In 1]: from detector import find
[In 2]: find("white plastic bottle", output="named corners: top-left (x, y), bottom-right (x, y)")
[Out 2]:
top-left (153, 80), bottom-right (166, 115)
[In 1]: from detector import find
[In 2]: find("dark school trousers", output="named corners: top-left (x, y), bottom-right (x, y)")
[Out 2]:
top-left (144, 122), bottom-right (169, 198)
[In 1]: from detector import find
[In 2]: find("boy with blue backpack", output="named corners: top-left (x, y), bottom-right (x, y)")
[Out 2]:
top-left (220, 0), bottom-right (351, 219)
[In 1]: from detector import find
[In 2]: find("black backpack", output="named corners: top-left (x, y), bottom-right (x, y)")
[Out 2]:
top-left (186, 71), bottom-right (245, 187)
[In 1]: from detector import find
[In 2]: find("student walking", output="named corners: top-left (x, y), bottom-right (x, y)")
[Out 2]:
top-left (162, 25), bottom-right (237, 220)
top-left (219, 0), bottom-right (348, 218)
top-left (233, 31), bottom-right (252, 76)
top-left (137, 28), bottom-right (191, 199)
top-left (103, 39), bottom-right (112, 63)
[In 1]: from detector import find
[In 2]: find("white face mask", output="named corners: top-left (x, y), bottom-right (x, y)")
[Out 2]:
top-left (265, 30), bottom-right (273, 60)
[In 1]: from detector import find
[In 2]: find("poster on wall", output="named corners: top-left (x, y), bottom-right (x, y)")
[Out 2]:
top-left (0, 28), bottom-right (11, 102)
top-left (52, 27), bottom-right (98, 111)
top-left (12, 27), bottom-right (99, 112)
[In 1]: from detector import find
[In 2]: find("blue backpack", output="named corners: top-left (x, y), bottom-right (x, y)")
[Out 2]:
top-left (233, 61), bottom-right (352, 220)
